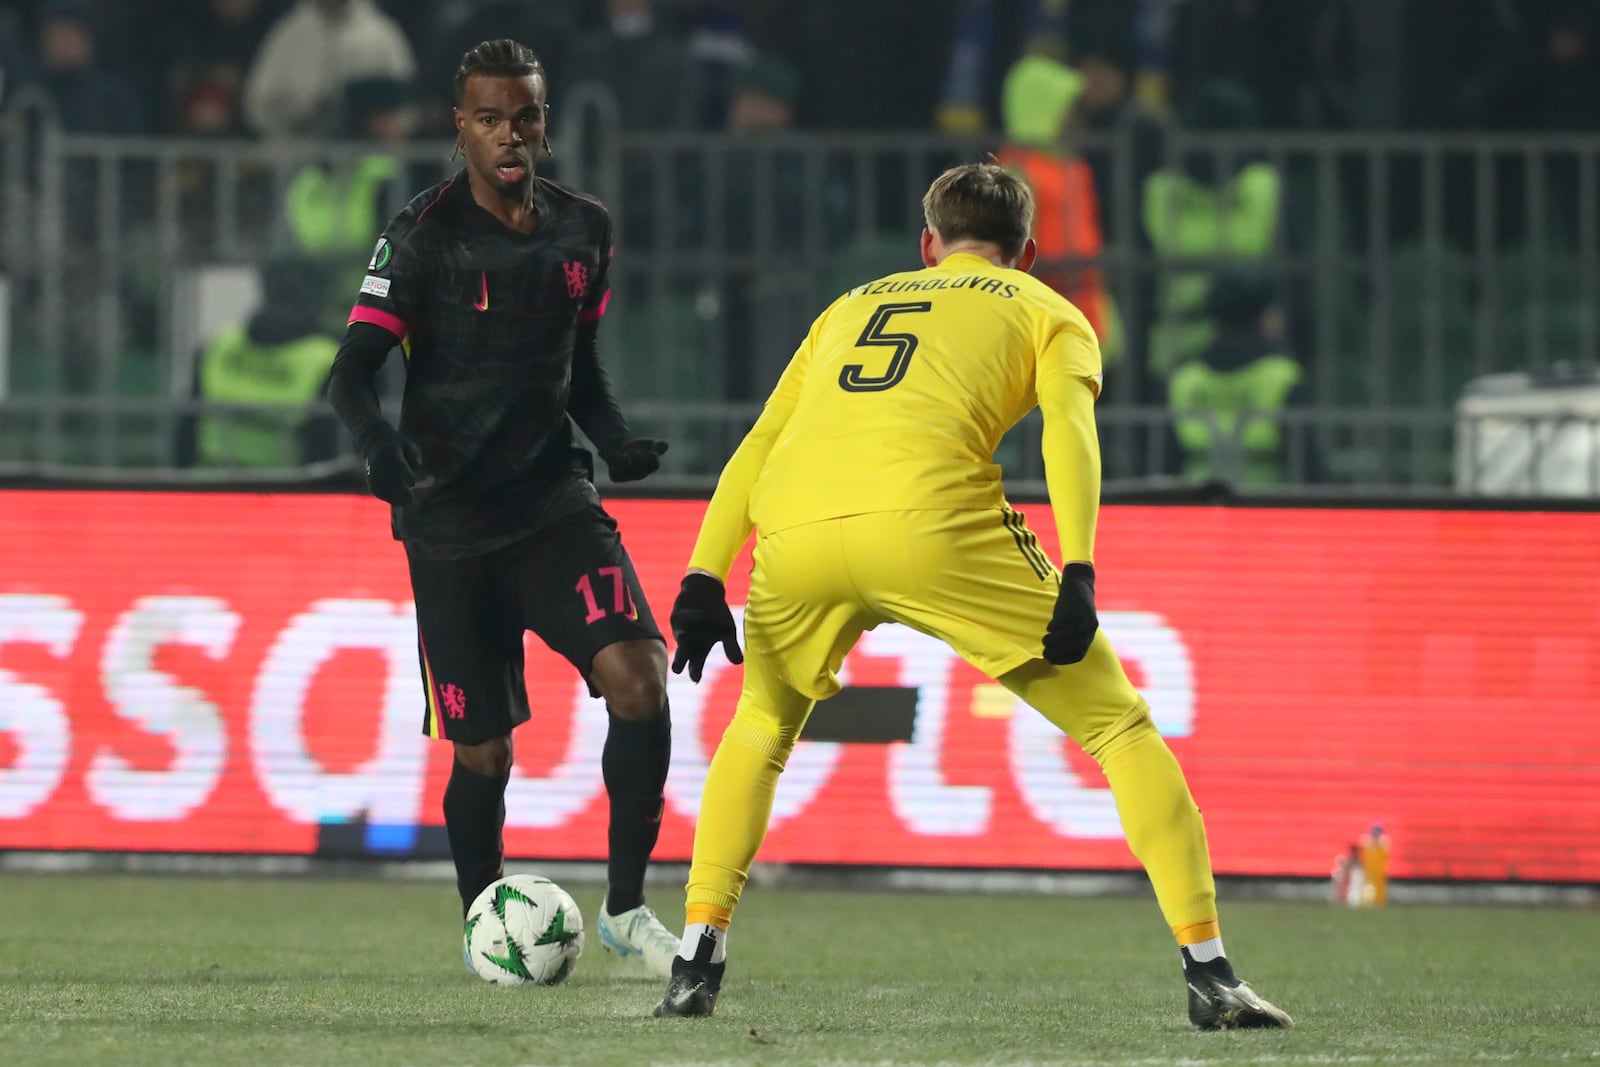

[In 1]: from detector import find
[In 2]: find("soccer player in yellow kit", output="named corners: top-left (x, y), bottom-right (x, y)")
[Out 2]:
top-left (655, 162), bottom-right (1292, 1030)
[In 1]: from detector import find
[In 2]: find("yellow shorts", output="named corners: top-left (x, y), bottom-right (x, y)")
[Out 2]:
top-left (745, 507), bottom-right (1124, 701)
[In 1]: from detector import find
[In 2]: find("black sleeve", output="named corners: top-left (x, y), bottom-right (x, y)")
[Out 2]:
top-left (567, 320), bottom-right (630, 456)
top-left (326, 321), bottom-right (399, 454)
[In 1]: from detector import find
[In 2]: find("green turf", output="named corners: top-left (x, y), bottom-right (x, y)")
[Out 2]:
top-left (1, 872), bottom-right (1596, 1066)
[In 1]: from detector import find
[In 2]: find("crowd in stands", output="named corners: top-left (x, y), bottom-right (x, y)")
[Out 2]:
top-left (2, 0), bottom-right (1595, 141)
top-left (2, 0), bottom-right (1597, 482)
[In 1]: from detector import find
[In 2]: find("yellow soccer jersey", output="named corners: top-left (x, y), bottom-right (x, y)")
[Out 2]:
top-left (689, 251), bottom-right (1105, 578)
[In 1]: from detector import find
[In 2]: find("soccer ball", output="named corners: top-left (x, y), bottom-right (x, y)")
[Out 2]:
top-left (463, 875), bottom-right (585, 986)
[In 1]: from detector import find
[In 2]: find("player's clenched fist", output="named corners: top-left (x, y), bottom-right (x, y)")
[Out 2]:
top-left (603, 437), bottom-right (669, 483)
top-left (1042, 562), bottom-right (1098, 665)
top-left (669, 572), bottom-right (743, 682)
top-left (362, 426), bottom-right (422, 506)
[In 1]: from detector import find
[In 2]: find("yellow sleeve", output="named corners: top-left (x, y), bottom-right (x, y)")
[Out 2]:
top-left (686, 336), bottom-right (813, 580)
top-left (1036, 317), bottom-right (1103, 565)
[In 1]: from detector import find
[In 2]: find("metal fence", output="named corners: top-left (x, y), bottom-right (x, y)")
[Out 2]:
top-left (2, 89), bottom-right (1597, 495)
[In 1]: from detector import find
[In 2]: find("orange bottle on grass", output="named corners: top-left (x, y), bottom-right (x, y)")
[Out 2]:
top-left (1359, 824), bottom-right (1390, 906)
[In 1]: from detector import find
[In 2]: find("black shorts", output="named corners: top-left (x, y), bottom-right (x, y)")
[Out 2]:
top-left (407, 505), bottom-right (662, 744)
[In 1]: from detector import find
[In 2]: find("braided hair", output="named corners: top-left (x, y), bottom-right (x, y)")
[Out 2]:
top-left (452, 39), bottom-right (552, 158)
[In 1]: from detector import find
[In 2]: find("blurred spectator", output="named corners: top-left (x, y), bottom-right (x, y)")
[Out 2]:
top-left (414, 1), bottom-right (577, 138)
top-left (1065, 12), bottom-right (1166, 249)
top-left (726, 52), bottom-right (797, 139)
top-left (720, 54), bottom-right (852, 252)
top-left (1166, 263), bottom-right (1320, 485)
top-left (1309, 0), bottom-right (1522, 131)
top-left (567, 0), bottom-right (699, 132)
top-left (176, 80), bottom-right (239, 139)
top-left (181, 254), bottom-right (341, 468)
top-left (169, 0), bottom-right (283, 136)
top-left (563, 1), bottom-right (700, 252)
top-left (22, 0), bottom-right (148, 367)
top-left (1142, 78), bottom-right (1281, 378)
top-left (371, 0), bottom-right (435, 46)
top-left (747, 0), bottom-right (961, 131)
top-left (25, 0), bottom-right (144, 133)
top-left (1168, 0), bottom-right (1315, 129)
top-left (679, 0), bottom-right (754, 127)
top-left (1517, 0), bottom-right (1600, 131)
top-left (1130, 0), bottom-right (1176, 115)
top-left (1503, 1), bottom-right (1600, 252)
top-left (613, 52), bottom-right (849, 409)
top-left (1309, 0), bottom-right (1529, 255)
top-left (1406, 0), bottom-right (1524, 130)
top-left (935, 0), bottom-right (1000, 133)
top-left (717, 54), bottom-right (815, 399)
top-left (169, 77), bottom-right (282, 255)
top-left (243, 0), bottom-right (415, 138)
top-left (994, 50), bottom-right (1115, 355)
top-left (720, 52), bottom-right (856, 250)
top-left (0, 6), bottom-right (30, 262)
top-left (282, 75), bottom-right (416, 329)
top-left (0, 6), bottom-right (33, 110)
top-left (1063, 4), bottom-right (1167, 403)
top-left (1307, 0), bottom-right (1404, 131)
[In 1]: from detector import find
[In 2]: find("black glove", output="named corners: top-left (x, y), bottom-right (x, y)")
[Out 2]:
top-left (1042, 563), bottom-right (1098, 665)
top-left (602, 437), bottom-right (668, 483)
top-left (669, 572), bottom-right (743, 682)
top-left (362, 427), bottom-right (422, 506)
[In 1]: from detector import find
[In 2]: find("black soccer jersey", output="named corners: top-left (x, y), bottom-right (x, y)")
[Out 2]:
top-left (349, 171), bottom-right (614, 557)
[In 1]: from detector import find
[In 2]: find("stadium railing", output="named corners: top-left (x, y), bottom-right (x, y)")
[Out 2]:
top-left (1, 93), bottom-right (1597, 495)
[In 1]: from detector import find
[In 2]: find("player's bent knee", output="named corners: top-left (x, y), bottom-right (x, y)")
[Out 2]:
top-left (589, 639), bottom-right (670, 721)
top-left (607, 682), bottom-right (669, 722)
top-left (454, 734), bottom-right (513, 777)
top-left (1080, 700), bottom-right (1157, 763)
top-left (596, 670), bottom-right (669, 722)
top-left (723, 714), bottom-right (798, 767)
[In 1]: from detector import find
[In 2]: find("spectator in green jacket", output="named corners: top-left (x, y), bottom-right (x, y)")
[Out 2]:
top-left (1166, 263), bottom-right (1322, 486)
top-left (184, 256), bottom-right (341, 469)
top-left (282, 75), bottom-right (418, 332)
top-left (1142, 79), bottom-right (1282, 378)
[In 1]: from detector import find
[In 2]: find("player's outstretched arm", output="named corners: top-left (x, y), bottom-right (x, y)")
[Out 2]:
top-left (1038, 368), bottom-right (1103, 665)
top-left (1039, 373), bottom-right (1101, 568)
top-left (568, 321), bottom-right (668, 483)
top-left (327, 321), bottom-right (419, 506)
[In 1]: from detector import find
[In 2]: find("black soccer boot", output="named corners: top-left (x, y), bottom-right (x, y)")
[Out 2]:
top-left (653, 954), bottom-right (725, 1018)
top-left (1184, 952), bottom-right (1294, 1030)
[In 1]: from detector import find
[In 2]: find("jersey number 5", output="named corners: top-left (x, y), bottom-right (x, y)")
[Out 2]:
top-left (838, 301), bottom-right (932, 393)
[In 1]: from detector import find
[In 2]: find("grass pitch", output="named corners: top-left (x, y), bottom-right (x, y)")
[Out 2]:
top-left (1, 871), bottom-right (1596, 1066)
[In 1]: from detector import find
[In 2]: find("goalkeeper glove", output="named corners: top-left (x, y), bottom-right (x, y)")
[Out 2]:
top-left (603, 437), bottom-right (669, 483)
top-left (1042, 563), bottom-right (1098, 665)
top-left (362, 426), bottom-right (422, 506)
top-left (669, 572), bottom-right (743, 682)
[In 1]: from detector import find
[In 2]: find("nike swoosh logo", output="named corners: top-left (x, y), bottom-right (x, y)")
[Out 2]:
top-left (474, 271), bottom-right (489, 312)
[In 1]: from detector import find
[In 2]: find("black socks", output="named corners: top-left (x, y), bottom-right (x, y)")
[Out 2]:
top-left (444, 757), bottom-right (510, 917)
top-left (444, 709), bottom-right (670, 919)
top-left (601, 709), bottom-right (671, 915)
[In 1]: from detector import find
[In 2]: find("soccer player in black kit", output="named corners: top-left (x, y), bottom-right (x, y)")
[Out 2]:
top-left (326, 39), bottom-right (680, 976)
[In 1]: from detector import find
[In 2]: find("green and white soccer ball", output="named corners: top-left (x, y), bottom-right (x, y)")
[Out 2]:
top-left (464, 875), bottom-right (585, 986)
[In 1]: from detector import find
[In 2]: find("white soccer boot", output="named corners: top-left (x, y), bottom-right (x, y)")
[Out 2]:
top-left (596, 902), bottom-right (680, 978)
